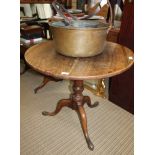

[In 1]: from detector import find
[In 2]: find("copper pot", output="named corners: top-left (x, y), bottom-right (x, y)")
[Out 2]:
top-left (49, 0), bottom-right (113, 57)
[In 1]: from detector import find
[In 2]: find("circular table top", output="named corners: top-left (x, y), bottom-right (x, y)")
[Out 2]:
top-left (25, 41), bottom-right (134, 80)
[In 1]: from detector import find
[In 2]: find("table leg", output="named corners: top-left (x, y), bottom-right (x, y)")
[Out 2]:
top-left (83, 96), bottom-right (99, 108)
top-left (42, 99), bottom-right (72, 116)
top-left (42, 80), bottom-right (98, 151)
top-left (77, 105), bottom-right (94, 150)
top-left (34, 76), bottom-right (51, 94)
top-left (34, 76), bottom-right (62, 94)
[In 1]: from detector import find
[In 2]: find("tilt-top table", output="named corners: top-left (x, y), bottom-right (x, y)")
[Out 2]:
top-left (25, 41), bottom-right (134, 151)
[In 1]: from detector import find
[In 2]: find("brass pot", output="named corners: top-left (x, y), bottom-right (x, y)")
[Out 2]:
top-left (49, 21), bottom-right (110, 57)
top-left (49, 0), bottom-right (113, 57)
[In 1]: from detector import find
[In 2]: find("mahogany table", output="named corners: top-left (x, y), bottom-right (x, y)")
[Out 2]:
top-left (25, 41), bottom-right (134, 151)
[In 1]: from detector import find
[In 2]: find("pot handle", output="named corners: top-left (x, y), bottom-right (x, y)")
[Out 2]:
top-left (80, 0), bottom-right (113, 29)
top-left (107, 0), bottom-right (113, 29)
top-left (52, 1), bottom-right (77, 25)
top-left (79, 2), bottom-right (101, 20)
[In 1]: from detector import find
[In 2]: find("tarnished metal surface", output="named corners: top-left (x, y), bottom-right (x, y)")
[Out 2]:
top-left (49, 21), bottom-right (109, 57)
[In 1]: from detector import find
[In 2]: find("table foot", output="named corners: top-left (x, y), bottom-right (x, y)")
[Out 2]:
top-left (83, 96), bottom-right (99, 108)
top-left (42, 99), bottom-right (72, 116)
top-left (86, 136), bottom-right (94, 151)
top-left (77, 105), bottom-right (94, 151)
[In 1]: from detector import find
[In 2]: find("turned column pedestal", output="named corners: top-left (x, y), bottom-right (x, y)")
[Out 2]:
top-left (42, 80), bottom-right (99, 150)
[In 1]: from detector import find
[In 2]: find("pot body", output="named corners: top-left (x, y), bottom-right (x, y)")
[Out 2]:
top-left (50, 22), bottom-right (108, 57)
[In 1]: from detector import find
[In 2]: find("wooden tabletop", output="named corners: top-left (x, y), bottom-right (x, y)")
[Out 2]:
top-left (25, 41), bottom-right (134, 80)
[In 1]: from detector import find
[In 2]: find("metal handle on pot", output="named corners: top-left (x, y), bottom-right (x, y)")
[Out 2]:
top-left (107, 0), bottom-right (113, 28)
top-left (79, 2), bottom-right (101, 20)
top-left (52, 1), bottom-right (77, 25)
top-left (80, 0), bottom-right (113, 29)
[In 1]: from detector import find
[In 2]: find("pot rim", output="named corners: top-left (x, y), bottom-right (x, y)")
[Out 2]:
top-left (49, 21), bottom-right (110, 30)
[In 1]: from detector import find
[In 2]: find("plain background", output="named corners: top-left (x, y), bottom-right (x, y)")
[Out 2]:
top-left (0, 1), bottom-right (155, 154)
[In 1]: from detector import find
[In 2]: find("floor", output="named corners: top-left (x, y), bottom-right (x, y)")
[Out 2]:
top-left (20, 69), bottom-right (134, 155)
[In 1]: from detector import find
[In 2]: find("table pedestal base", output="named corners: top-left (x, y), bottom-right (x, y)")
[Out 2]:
top-left (42, 80), bottom-right (99, 151)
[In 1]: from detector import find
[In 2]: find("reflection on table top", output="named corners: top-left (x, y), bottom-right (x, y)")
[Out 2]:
top-left (25, 41), bottom-right (134, 80)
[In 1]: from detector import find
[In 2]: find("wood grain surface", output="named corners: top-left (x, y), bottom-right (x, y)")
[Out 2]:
top-left (25, 41), bottom-right (134, 80)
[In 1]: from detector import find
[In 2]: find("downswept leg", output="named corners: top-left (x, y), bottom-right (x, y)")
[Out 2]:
top-left (83, 96), bottom-right (99, 108)
top-left (77, 105), bottom-right (94, 151)
top-left (34, 76), bottom-right (51, 94)
top-left (42, 99), bottom-right (71, 116)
